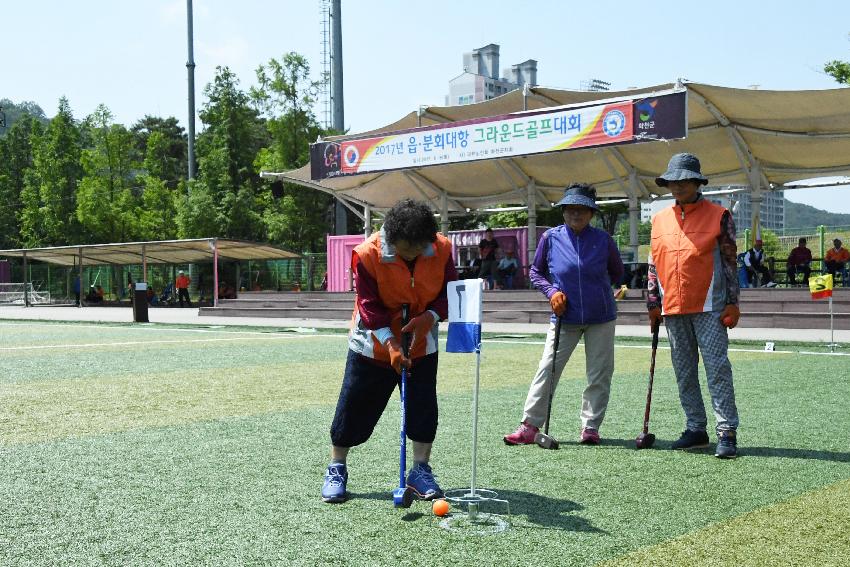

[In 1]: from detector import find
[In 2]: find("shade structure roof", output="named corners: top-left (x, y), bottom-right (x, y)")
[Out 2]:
top-left (265, 82), bottom-right (850, 212)
top-left (0, 239), bottom-right (299, 267)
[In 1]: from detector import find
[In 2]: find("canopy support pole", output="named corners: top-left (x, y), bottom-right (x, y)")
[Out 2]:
top-left (212, 239), bottom-right (219, 308)
top-left (142, 244), bottom-right (148, 283)
top-left (22, 252), bottom-right (29, 307)
top-left (78, 247), bottom-right (83, 308)
top-left (364, 205), bottom-right (372, 237)
top-left (628, 172), bottom-right (642, 263)
top-left (526, 180), bottom-right (537, 277)
top-left (440, 192), bottom-right (449, 235)
top-left (749, 162), bottom-right (763, 249)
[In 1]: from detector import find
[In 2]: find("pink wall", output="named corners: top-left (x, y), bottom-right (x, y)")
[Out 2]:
top-left (326, 235), bottom-right (365, 292)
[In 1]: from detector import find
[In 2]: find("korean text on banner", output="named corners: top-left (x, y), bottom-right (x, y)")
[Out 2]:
top-left (810, 274), bottom-right (833, 300)
top-left (446, 279), bottom-right (484, 353)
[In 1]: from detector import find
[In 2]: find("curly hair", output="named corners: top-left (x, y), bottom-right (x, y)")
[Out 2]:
top-left (383, 199), bottom-right (438, 245)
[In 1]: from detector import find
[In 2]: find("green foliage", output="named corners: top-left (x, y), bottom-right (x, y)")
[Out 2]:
top-left (785, 199), bottom-right (850, 228)
top-left (0, 98), bottom-right (48, 136)
top-left (615, 218), bottom-right (652, 246)
top-left (130, 116), bottom-right (187, 188)
top-left (76, 105), bottom-right (143, 243)
top-left (19, 98), bottom-right (84, 247)
top-left (0, 115), bottom-right (42, 247)
top-left (824, 33), bottom-right (850, 85)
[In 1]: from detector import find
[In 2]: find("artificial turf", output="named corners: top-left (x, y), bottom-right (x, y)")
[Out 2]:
top-left (0, 321), bottom-right (848, 566)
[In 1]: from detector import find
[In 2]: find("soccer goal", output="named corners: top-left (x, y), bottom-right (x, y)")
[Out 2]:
top-left (0, 282), bottom-right (52, 305)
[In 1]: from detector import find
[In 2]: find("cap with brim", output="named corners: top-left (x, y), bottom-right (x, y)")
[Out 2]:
top-left (555, 184), bottom-right (599, 210)
top-left (655, 152), bottom-right (709, 187)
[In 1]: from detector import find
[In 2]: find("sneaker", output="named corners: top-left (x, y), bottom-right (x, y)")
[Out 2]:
top-left (321, 463), bottom-right (348, 503)
top-left (579, 427), bottom-right (601, 445)
top-left (406, 462), bottom-right (444, 500)
top-left (671, 429), bottom-right (710, 450)
top-left (503, 421), bottom-right (539, 445)
top-left (715, 431), bottom-right (738, 459)
top-left (765, 281), bottom-right (777, 288)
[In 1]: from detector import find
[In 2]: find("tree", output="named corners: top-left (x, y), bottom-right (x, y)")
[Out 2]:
top-left (76, 104), bottom-right (142, 243)
top-left (615, 217), bottom-right (652, 246)
top-left (178, 66), bottom-right (269, 240)
top-left (824, 33), bottom-right (850, 85)
top-left (0, 115), bottom-right (42, 247)
top-left (130, 116), bottom-right (187, 189)
top-left (137, 131), bottom-right (179, 240)
top-left (252, 53), bottom-right (336, 252)
top-left (0, 99), bottom-right (48, 136)
top-left (19, 98), bottom-right (84, 247)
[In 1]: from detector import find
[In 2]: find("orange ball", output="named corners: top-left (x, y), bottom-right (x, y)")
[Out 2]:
top-left (432, 499), bottom-right (449, 516)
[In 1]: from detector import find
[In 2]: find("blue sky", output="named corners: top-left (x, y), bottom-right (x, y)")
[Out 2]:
top-left (3, 0), bottom-right (850, 212)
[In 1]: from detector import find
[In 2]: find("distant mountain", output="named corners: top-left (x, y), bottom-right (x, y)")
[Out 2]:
top-left (784, 199), bottom-right (850, 229)
top-left (0, 99), bottom-right (49, 136)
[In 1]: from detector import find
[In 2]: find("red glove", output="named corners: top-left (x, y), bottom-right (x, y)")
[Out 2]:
top-left (550, 291), bottom-right (567, 316)
top-left (385, 337), bottom-right (411, 375)
top-left (720, 304), bottom-right (740, 329)
top-left (401, 311), bottom-right (436, 353)
top-left (648, 307), bottom-right (663, 329)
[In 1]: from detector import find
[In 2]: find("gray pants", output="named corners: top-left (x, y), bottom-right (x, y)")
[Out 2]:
top-left (522, 319), bottom-right (616, 430)
top-left (665, 311), bottom-right (739, 434)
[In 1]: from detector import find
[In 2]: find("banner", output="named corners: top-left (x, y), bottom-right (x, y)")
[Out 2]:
top-left (446, 279), bottom-right (484, 353)
top-left (809, 274), bottom-right (833, 300)
top-left (311, 90), bottom-right (687, 180)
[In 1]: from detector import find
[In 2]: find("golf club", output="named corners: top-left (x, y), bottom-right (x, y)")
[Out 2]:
top-left (535, 316), bottom-right (562, 450)
top-left (392, 304), bottom-right (414, 508)
top-left (635, 320), bottom-right (660, 449)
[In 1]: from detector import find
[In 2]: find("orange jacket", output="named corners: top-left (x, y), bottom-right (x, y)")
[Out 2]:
top-left (825, 247), bottom-right (850, 263)
top-left (348, 231), bottom-right (453, 363)
top-left (176, 275), bottom-right (190, 289)
top-left (651, 198), bottom-right (728, 315)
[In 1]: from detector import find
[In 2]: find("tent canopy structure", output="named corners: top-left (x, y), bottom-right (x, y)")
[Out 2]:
top-left (0, 238), bottom-right (299, 267)
top-left (265, 80), bottom-right (850, 262)
top-left (268, 81), bottom-right (850, 213)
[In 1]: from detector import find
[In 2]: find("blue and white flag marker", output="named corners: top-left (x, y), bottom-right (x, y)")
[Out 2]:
top-left (443, 279), bottom-right (511, 527)
top-left (446, 279), bottom-right (484, 353)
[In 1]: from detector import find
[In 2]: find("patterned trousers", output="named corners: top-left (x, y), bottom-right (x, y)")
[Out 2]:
top-left (664, 311), bottom-right (739, 434)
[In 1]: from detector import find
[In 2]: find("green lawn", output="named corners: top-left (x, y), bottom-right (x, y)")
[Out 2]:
top-left (0, 321), bottom-right (848, 566)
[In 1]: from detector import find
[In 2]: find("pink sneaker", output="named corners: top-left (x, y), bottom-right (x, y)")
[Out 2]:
top-left (503, 421), bottom-right (539, 445)
top-left (580, 427), bottom-right (601, 445)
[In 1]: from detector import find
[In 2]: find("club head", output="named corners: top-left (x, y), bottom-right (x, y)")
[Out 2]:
top-left (534, 431), bottom-right (560, 450)
top-left (635, 432), bottom-right (656, 449)
top-left (392, 487), bottom-right (414, 508)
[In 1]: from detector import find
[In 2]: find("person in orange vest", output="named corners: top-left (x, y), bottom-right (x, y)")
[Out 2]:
top-left (175, 270), bottom-right (191, 307)
top-left (647, 153), bottom-right (741, 459)
top-left (321, 199), bottom-right (457, 504)
top-left (825, 238), bottom-right (850, 283)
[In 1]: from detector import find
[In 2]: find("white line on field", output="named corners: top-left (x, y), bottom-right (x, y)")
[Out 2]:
top-left (482, 339), bottom-right (850, 356)
top-left (0, 335), bottom-right (347, 351)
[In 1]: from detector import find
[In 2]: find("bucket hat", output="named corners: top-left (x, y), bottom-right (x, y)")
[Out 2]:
top-left (655, 153), bottom-right (709, 187)
top-left (555, 183), bottom-right (598, 210)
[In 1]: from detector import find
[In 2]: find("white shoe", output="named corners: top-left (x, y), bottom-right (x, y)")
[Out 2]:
top-left (765, 281), bottom-right (777, 288)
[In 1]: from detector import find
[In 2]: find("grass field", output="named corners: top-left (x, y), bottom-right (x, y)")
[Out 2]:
top-left (1, 320), bottom-right (848, 566)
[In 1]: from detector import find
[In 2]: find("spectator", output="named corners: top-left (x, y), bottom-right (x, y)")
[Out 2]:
top-left (85, 285), bottom-right (102, 304)
top-left (647, 153), bottom-right (741, 459)
top-left (321, 199), bottom-right (457, 504)
top-left (786, 237), bottom-right (812, 285)
top-left (176, 270), bottom-right (192, 307)
top-left (497, 250), bottom-right (519, 289)
top-left (320, 272), bottom-right (328, 291)
top-left (478, 228), bottom-right (499, 289)
top-left (744, 240), bottom-right (776, 287)
top-left (503, 183), bottom-right (624, 446)
top-left (825, 238), bottom-right (850, 281)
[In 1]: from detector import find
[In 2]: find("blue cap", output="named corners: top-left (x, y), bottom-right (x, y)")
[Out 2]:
top-left (555, 183), bottom-right (598, 210)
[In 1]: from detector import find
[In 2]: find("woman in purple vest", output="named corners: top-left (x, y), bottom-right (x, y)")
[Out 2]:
top-left (504, 183), bottom-right (624, 445)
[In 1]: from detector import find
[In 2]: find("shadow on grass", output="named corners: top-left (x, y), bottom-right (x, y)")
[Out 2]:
top-left (354, 489), bottom-right (603, 533)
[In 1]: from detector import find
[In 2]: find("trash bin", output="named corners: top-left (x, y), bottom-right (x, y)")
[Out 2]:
top-left (133, 282), bottom-right (149, 323)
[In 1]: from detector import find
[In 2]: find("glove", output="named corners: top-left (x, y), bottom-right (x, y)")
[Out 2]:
top-left (550, 291), bottom-right (567, 317)
top-left (385, 337), bottom-right (411, 375)
top-left (648, 307), bottom-right (663, 329)
top-left (401, 311), bottom-right (436, 354)
top-left (720, 304), bottom-right (740, 329)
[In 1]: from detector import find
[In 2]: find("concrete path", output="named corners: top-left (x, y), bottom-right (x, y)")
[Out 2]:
top-left (1, 305), bottom-right (847, 344)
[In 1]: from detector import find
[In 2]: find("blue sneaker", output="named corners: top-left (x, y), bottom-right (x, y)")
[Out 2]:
top-left (406, 462), bottom-right (444, 500)
top-left (322, 463), bottom-right (348, 503)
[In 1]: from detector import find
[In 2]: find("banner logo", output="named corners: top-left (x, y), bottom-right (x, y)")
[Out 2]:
top-left (602, 109), bottom-right (626, 137)
top-left (344, 145), bottom-right (360, 168)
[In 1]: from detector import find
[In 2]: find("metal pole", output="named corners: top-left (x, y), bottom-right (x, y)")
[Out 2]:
top-left (142, 244), bottom-right (148, 283)
top-left (830, 295), bottom-right (835, 353)
top-left (186, 0), bottom-right (196, 182)
top-left (470, 348), bottom-right (481, 498)
top-left (364, 205), bottom-right (372, 237)
top-left (213, 239), bottom-right (219, 308)
top-left (331, 0), bottom-right (347, 235)
top-left (440, 192), bottom-right (449, 235)
top-left (78, 248), bottom-right (83, 308)
top-left (22, 252), bottom-right (29, 307)
top-left (527, 181), bottom-right (537, 280)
